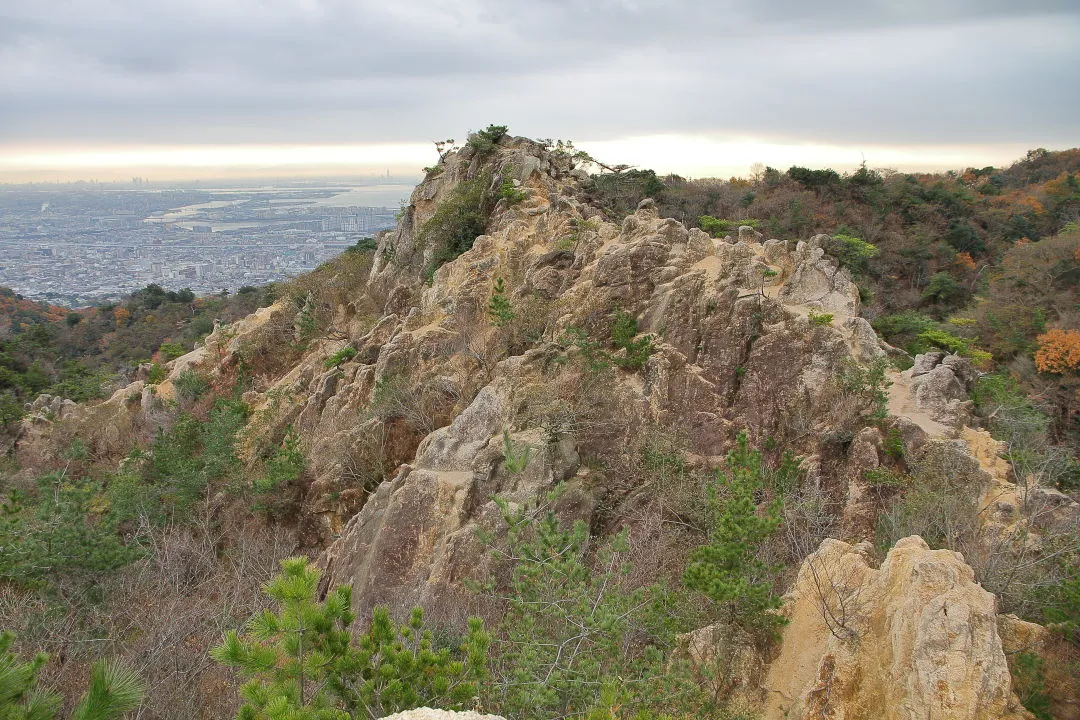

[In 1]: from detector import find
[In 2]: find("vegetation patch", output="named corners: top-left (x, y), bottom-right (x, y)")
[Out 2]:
top-left (699, 216), bottom-right (759, 237)
top-left (418, 170), bottom-right (494, 281)
top-left (324, 346), bottom-right (357, 369)
top-left (610, 309), bottom-right (655, 371)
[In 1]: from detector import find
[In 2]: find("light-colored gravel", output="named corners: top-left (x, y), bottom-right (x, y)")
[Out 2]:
top-left (378, 708), bottom-right (506, 720)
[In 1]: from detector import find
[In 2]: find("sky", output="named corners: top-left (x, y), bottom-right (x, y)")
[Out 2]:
top-left (1, 0), bottom-right (1078, 182)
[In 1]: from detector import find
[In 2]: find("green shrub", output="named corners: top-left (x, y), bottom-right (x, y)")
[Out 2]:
top-left (826, 233), bottom-right (878, 274)
top-left (324, 346), bottom-right (357, 369)
top-left (253, 430), bottom-right (305, 505)
top-left (559, 326), bottom-right (612, 373)
top-left (0, 631), bottom-right (145, 720)
top-left (109, 399), bottom-right (249, 525)
top-left (1010, 652), bottom-right (1054, 720)
top-left (0, 473), bottom-right (142, 589)
top-left (863, 467), bottom-right (906, 488)
top-left (173, 368), bottom-right (208, 400)
top-left (916, 329), bottom-right (991, 363)
top-left (347, 237), bottom-right (378, 253)
top-left (882, 428), bottom-right (906, 460)
top-left (501, 429), bottom-right (530, 474)
top-left (497, 180), bottom-right (527, 204)
top-left (610, 309), bottom-right (654, 371)
top-left (872, 311), bottom-right (936, 354)
top-left (44, 363), bottom-right (113, 403)
top-left (946, 220), bottom-right (985, 254)
top-left (684, 432), bottom-right (786, 636)
top-left (157, 342), bottom-right (187, 361)
top-left (0, 390), bottom-right (21, 429)
top-left (699, 216), bottom-right (758, 237)
top-left (475, 492), bottom-right (695, 720)
top-left (787, 166), bottom-right (841, 189)
top-left (466, 124), bottom-right (509, 156)
top-left (808, 310), bottom-right (834, 326)
top-left (146, 363), bottom-right (166, 384)
top-left (921, 272), bottom-right (967, 305)
top-left (212, 557), bottom-right (489, 720)
top-left (837, 357), bottom-right (891, 421)
top-left (418, 172), bottom-right (493, 279)
top-left (487, 278), bottom-right (516, 328)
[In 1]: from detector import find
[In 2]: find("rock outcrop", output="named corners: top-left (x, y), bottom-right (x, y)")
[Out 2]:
top-left (903, 351), bottom-right (976, 429)
top-left (378, 709), bottom-right (504, 720)
top-left (761, 536), bottom-right (1032, 720)
top-left (312, 137), bottom-right (891, 596)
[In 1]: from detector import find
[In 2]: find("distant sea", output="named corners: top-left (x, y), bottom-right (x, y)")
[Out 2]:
top-left (312, 184), bottom-right (413, 207)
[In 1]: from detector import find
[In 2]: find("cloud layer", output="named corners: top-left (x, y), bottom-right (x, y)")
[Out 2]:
top-left (2, 1), bottom-right (1077, 157)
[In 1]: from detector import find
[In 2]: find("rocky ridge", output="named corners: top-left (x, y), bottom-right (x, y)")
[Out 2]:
top-left (9, 135), bottom-right (1065, 719)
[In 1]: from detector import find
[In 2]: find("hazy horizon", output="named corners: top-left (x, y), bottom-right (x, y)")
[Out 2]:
top-left (3, 1), bottom-right (1077, 184)
top-left (0, 136), bottom-right (1065, 185)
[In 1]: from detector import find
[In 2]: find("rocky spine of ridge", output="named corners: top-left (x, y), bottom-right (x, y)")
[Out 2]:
top-left (10, 134), bottom-right (1069, 719)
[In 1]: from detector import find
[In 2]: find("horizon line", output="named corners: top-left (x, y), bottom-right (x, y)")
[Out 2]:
top-left (0, 135), bottom-right (1068, 184)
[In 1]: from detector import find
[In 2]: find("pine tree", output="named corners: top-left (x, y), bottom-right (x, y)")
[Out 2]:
top-left (336, 608), bottom-right (489, 720)
top-left (475, 492), bottom-right (688, 720)
top-left (0, 474), bottom-right (140, 589)
top-left (212, 558), bottom-right (489, 720)
top-left (211, 557), bottom-right (354, 720)
top-left (0, 631), bottom-right (144, 720)
top-left (0, 630), bottom-right (61, 720)
top-left (70, 662), bottom-right (144, 720)
top-left (487, 278), bottom-right (515, 328)
top-left (683, 432), bottom-right (786, 635)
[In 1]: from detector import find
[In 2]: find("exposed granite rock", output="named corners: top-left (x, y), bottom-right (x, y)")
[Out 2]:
top-left (903, 352), bottom-right (975, 428)
top-left (760, 536), bottom-right (1033, 720)
top-left (379, 709), bottom-right (504, 720)
top-left (778, 234), bottom-right (861, 316)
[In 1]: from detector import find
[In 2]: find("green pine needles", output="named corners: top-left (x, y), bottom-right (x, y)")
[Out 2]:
top-left (610, 310), bottom-right (654, 371)
top-left (475, 492), bottom-right (698, 720)
top-left (683, 432), bottom-right (786, 636)
top-left (0, 631), bottom-right (144, 720)
top-left (487, 279), bottom-right (516, 328)
top-left (211, 557), bottom-right (489, 720)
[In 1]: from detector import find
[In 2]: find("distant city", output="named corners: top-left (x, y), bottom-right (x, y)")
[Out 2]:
top-left (0, 180), bottom-right (414, 306)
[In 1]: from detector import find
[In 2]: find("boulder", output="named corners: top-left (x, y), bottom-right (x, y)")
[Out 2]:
top-left (904, 352), bottom-right (975, 428)
top-left (759, 536), bottom-right (1032, 720)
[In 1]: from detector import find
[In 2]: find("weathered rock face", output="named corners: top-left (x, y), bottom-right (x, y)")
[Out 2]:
top-left (312, 139), bottom-right (892, 598)
top-left (903, 351), bottom-right (976, 429)
top-left (761, 536), bottom-right (1032, 720)
top-left (778, 234), bottom-right (861, 317)
top-left (319, 363), bottom-right (585, 614)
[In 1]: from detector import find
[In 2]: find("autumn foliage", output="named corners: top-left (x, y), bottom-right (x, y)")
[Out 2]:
top-left (1035, 329), bottom-right (1080, 374)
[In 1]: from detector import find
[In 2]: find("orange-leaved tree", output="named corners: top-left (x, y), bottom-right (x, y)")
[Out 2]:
top-left (1035, 328), bottom-right (1080, 374)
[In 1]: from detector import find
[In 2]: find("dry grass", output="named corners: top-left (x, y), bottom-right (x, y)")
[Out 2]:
top-left (0, 514), bottom-right (298, 720)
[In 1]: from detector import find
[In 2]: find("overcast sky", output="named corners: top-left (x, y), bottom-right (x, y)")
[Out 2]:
top-left (1, 0), bottom-right (1078, 180)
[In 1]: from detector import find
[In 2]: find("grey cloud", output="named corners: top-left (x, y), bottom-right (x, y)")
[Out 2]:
top-left (0, 0), bottom-right (1077, 148)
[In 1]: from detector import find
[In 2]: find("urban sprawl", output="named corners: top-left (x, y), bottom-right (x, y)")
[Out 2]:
top-left (0, 183), bottom-right (406, 306)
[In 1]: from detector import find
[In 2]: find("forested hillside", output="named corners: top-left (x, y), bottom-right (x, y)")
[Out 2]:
top-left (587, 148), bottom-right (1079, 448)
top-left (0, 284), bottom-right (271, 430)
